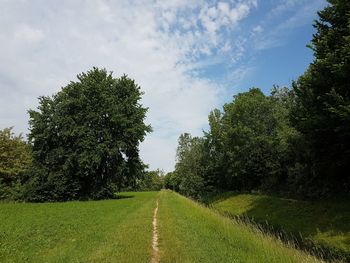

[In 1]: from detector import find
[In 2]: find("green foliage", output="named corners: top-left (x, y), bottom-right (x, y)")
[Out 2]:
top-left (172, 1), bottom-right (350, 200)
top-left (174, 87), bottom-right (296, 198)
top-left (174, 133), bottom-right (208, 199)
top-left (218, 88), bottom-right (286, 191)
top-left (0, 127), bottom-right (32, 200)
top-left (0, 127), bottom-right (32, 179)
top-left (136, 169), bottom-right (164, 191)
top-left (163, 171), bottom-right (179, 191)
top-left (27, 68), bottom-right (151, 201)
top-left (291, 0), bottom-right (350, 197)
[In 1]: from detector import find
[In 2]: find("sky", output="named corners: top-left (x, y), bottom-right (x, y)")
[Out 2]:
top-left (0, 0), bottom-right (327, 172)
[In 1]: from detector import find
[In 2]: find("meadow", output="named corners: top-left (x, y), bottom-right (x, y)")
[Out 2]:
top-left (0, 190), bottom-right (323, 262)
top-left (158, 190), bottom-right (321, 263)
top-left (210, 193), bottom-right (350, 259)
top-left (0, 192), bottom-right (157, 263)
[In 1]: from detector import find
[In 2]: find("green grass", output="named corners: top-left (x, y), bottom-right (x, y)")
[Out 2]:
top-left (210, 192), bottom-right (350, 258)
top-left (0, 192), bottom-right (158, 263)
top-left (158, 190), bottom-right (321, 263)
top-left (0, 190), bottom-right (325, 263)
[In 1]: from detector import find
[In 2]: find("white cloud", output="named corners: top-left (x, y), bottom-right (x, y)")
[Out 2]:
top-left (0, 0), bottom-right (257, 172)
top-left (252, 25), bottom-right (263, 34)
top-left (268, 0), bottom-right (300, 18)
top-left (199, 0), bottom-right (257, 39)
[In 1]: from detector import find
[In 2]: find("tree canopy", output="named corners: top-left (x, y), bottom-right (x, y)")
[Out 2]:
top-left (0, 127), bottom-right (32, 200)
top-left (0, 127), bottom-right (32, 180)
top-left (27, 68), bottom-right (151, 201)
top-left (291, 0), bottom-right (350, 196)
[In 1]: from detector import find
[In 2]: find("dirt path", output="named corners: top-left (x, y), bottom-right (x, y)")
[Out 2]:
top-left (151, 200), bottom-right (159, 263)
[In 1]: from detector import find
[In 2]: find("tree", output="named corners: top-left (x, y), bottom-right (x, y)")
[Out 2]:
top-left (163, 171), bottom-right (181, 192)
top-left (221, 88), bottom-right (284, 191)
top-left (204, 109), bottom-right (227, 190)
top-left (202, 87), bottom-right (297, 193)
top-left (0, 127), bottom-right (32, 179)
top-left (27, 68), bottom-right (151, 201)
top-left (136, 169), bottom-right (164, 191)
top-left (291, 0), bottom-right (350, 197)
top-left (0, 127), bottom-right (32, 199)
top-left (172, 88), bottom-right (296, 198)
top-left (174, 133), bottom-right (207, 199)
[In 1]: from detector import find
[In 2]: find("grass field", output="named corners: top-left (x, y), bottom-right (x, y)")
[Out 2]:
top-left (1, 190), bottom-right (323, 262)
top-left (210, 192), bottom-right (350, 258)
top-left (158, 190), bottom-right (320, 263)
top-left (0, 192), bottom-right (158, 263)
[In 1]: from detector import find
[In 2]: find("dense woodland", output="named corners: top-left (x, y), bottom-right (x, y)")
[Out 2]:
top-left (0, 0), bottom-right (349, 202)
top-left (165, 0), bottom-right (350, 200)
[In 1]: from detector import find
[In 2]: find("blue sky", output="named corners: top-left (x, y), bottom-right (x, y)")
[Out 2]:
top-left (0, 0), bottom-right (327, 172)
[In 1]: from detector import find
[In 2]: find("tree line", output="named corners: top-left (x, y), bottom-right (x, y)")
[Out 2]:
top-left (165, 0), bottom-right (350, 200)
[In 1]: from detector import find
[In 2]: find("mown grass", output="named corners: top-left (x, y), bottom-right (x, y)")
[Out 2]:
top-left (210, 192), bottom-right (350, 260)
top-left (0, 191), bottom-right (158, 263)
top-left (157, 190), bottom-right (321, 263)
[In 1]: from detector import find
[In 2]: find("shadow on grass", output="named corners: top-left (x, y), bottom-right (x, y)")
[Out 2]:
top-left (115, 193), bottom-right (135, 199)
top-left (209, 192), bottom-right (350, 261)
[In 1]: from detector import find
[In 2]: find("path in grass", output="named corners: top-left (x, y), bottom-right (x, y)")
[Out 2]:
top-left (157, 190), bottom-right (321, 263)
top-left (1, 190), bottom-right (324, 263)
top-left (151, 200), bottom-right (159, 263)
top-left (0, 192), bottom-right (158, 263)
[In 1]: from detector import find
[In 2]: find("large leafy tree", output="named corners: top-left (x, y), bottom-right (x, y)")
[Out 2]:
top-left (219, 88), bottom-right (282, 191)
top-left (203, 87), bottom-right (296, 193)
top-left (28, 68), bottom-right (151, 201)
top-left (291, 0), bottom-right (350, 196)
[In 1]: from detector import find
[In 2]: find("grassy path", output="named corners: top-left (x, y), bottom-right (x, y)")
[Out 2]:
top-left (0, 192), bottom-right (158, 263)
top-left (0, 190), bottom-right (323, 262)
top-left (151, 200), bottom-right (159, 263)
top-left (157, 190), bottom-right (321, 263)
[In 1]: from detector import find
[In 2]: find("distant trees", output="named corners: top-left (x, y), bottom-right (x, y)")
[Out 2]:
top-left (25, 68), bottom-right (151, 201)
top-left (135, 169), bottom-right (164, 191)
top-left (171, 0), bottom-right (350, 200)
top-left (163, 171), bottom-right (181, 192)
top-left (0, 127), bottom-right (32, 199)
top-left (173, 133), bottom-right (207, 199)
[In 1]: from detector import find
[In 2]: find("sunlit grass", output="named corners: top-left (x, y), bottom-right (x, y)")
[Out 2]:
top-left (0, 190), bottom-right (332, 262)
top-left (158, 190), bottom-right (321, 263)
top-left (210, 192), bottom-right (350, 259)
top-left (0, 192), bottom-right (158, 263)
